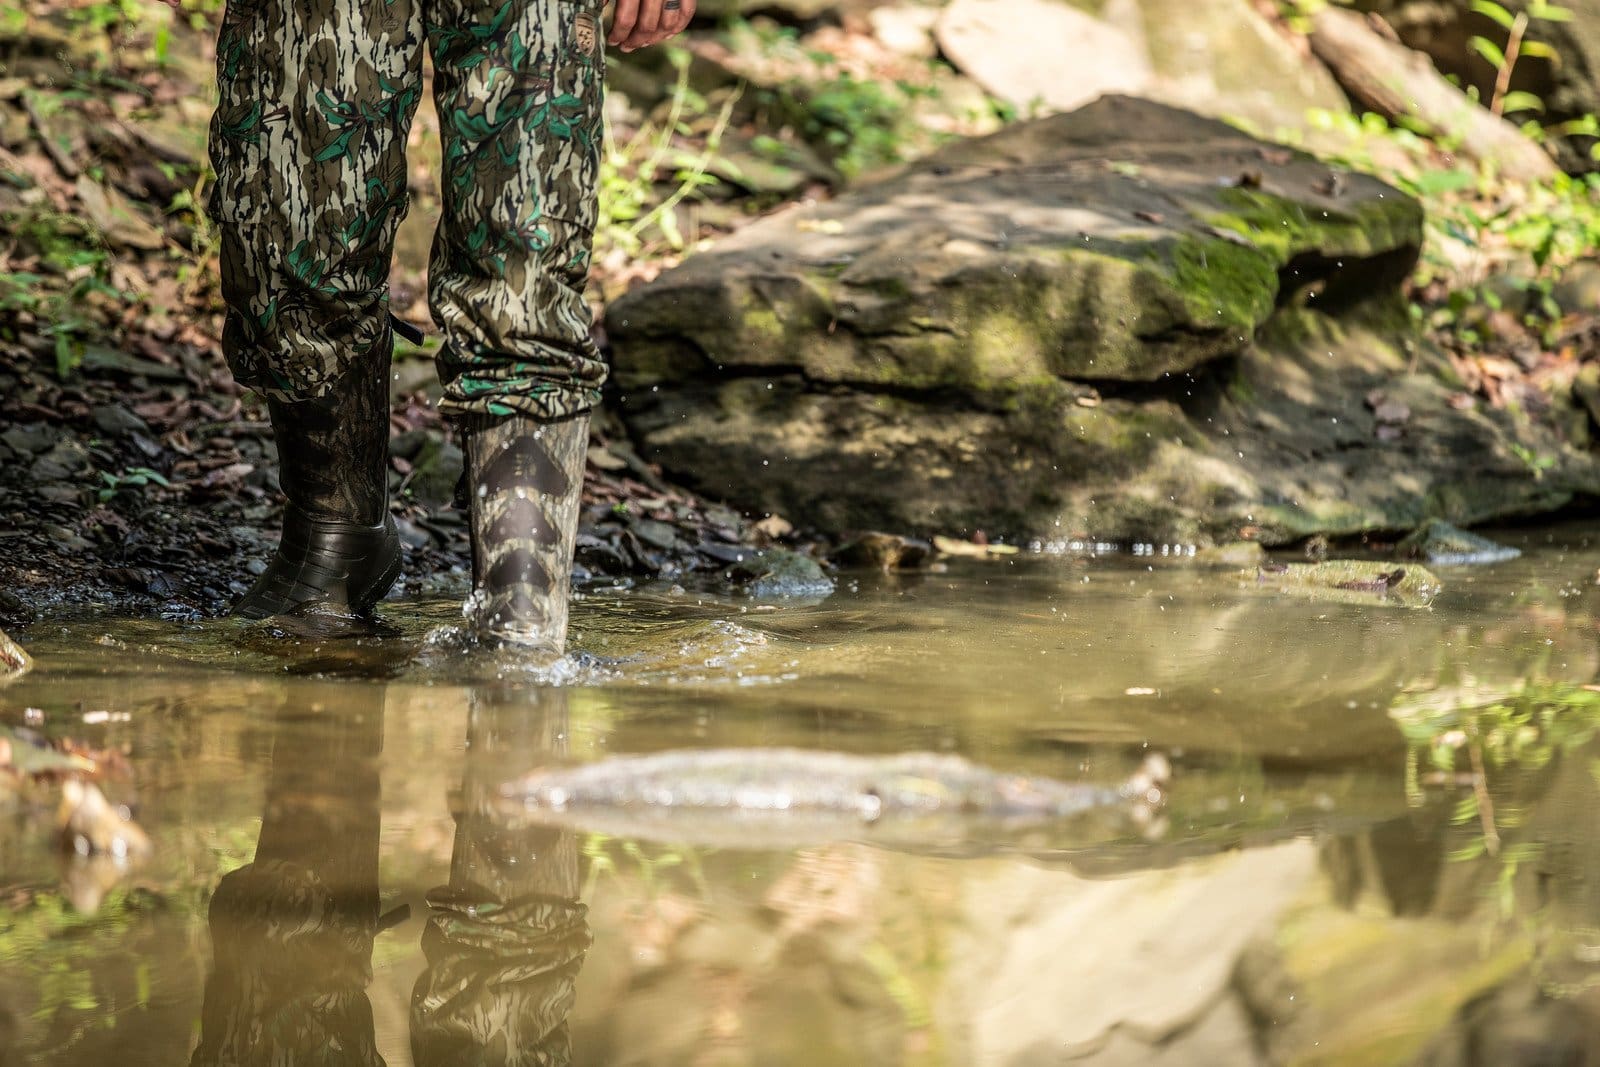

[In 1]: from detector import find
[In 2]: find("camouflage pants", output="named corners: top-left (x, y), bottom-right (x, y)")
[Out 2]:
top-left (191, 691), bottom-right (590, 1067)
top-left (207, 0), bottom-right (608, 421)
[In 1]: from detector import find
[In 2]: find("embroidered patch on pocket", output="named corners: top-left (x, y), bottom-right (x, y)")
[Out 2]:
top-left (574, 12), bottom-right (598, 57)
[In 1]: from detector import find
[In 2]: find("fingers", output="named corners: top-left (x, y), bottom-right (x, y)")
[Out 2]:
top-left (663, 0), bottom-right (694, 37)
top-left (618, 0), bottom-right (662, 52)
top-left (609, 0), bottom-right (692, 51)
top-left (607, 0), bottom-right (639, 48)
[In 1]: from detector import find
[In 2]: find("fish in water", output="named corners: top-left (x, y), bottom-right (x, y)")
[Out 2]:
top-left (498, 749), bottom-right (1170, 851)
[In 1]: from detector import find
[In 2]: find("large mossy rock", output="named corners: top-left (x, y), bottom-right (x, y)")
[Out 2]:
top-left (611, 96), bottom-right (1421, 390)
top-left (608, 96), bottom-right (1600, 543)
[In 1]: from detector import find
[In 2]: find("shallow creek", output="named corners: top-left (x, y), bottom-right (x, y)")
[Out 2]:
top-left (5, 525), bottom-right (1600, 1065)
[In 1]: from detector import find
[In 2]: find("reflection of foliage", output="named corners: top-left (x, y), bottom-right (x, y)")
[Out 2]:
top-left (1394, 682), bottom-right (1600, 916)
top-left (580, 832), bottom-right (709, 899)
top-left (0, 887), bottom-right (158, 1054)
top-left (1395, 681), bottom-right (1600, 779)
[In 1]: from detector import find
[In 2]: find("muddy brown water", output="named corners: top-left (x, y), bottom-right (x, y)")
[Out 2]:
top-left (5, 527), bottom-right (1600, 1065)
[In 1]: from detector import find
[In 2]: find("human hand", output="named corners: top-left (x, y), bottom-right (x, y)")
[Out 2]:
top-left (607, 0), bottom-right (694, 53)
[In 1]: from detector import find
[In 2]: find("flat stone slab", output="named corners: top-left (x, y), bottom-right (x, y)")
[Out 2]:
top-left (608, 97), bottom-right (1600, 543)
top-left (608, 95), bottom-right (1422, 392)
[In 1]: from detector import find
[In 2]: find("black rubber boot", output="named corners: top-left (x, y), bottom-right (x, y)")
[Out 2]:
top-left (232, 324), bottom-right (403, 620)
top-left (191, 686), bottom-right (387, 1067)
top-left (462, 412), bottom-right (588, 655)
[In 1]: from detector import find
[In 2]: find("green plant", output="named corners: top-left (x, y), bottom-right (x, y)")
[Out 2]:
top-left (595, 47), bottom-right (737, 260)
top-left (97, 467), bottom-right (172, 502)
top-left (1467, 0), bottom-right (1568, 118)
top-left (1393, 681), bottom-right (1600, 916)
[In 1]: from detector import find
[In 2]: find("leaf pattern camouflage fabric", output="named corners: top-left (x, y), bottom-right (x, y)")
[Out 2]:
top-left (207, 0), bottom-right (608, 421)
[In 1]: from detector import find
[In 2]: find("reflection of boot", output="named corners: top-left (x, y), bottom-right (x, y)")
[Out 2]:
top-left (411, 688), bottom-right (590, 1066)
top-left (462, 414), bottom-right (588, 655)
top-left (190, 687), bottom-right (386, 1067)
top-left (233, 326), bottom-right (401, 620)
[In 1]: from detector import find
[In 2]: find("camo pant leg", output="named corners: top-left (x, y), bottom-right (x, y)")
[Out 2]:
top-left (207, 0), bottom-right (426, 401)
top-left (410, 689), bottom-right (591, 1064)
top-left (426, 0), bottom-right (609, 422)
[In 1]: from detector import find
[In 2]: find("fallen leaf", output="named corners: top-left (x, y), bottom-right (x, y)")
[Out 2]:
top-left (753, 513), bottom-right (793, 539)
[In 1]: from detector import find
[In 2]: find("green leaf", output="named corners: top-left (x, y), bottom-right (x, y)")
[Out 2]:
top-left (1528, 2), bottom-right (1573, 20)
top-left (1520, 40), bottom-right (1560, 61)
top-left (1500, 90), bottom-right (1546, 114)
top-left (1470, 0), bottom-right (1516, 30)
top-left (1470, 35), bottom-right (1509, 69)
top-left (127, 467), bottom-right (170, 488)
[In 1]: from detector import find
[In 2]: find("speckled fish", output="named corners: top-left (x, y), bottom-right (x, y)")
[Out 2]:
top-left (498, 749), bottom-right (1169, 851)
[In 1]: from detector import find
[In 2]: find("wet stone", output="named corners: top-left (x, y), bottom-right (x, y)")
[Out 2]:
top-left (44, 525), bottom-right (93, 552)
top-left (831, 531), bottom-right (933, 571)
top-left (406, 435), bottom-right (464, 508)
top-left (1, 423), bottom-right (57, 455)
top-left (1196, 541), bottom-right (1268, 566)
top-left (29, 440), bottom-right (90, 482)
top-left (1398, 519), bottom-right (1521, 566)
top-left (90, 404), bottom-right (150, 438)
top-left (629, 517), bottom-right (680, 551)
top-left (0, 626), bottom-right (29, 677)
top-left (723, 547), bottom-right (836, 598)
top-left (394, 517), bottom-right (434, 551)
top-left (1244, 560), bottom-right (1442, 608)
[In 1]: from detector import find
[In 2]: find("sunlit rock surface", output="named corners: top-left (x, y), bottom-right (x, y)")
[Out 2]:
top-left (611, 96), bottom-right (1600, 543)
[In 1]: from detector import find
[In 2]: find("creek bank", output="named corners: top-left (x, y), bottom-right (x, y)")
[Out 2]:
top-left (609, 95), bottom-right (1600, 546)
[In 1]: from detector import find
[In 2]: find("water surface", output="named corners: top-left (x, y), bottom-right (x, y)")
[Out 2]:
top-left (5, 527), bottom-right (1600, 1065)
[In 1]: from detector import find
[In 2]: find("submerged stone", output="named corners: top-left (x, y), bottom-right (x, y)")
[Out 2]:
top-left (1399, 520), bottom-right (1521, 566)
top-left (1244, 561), bottom-right (1442, 608)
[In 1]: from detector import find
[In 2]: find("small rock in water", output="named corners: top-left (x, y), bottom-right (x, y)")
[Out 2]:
top-left (405, 433), bottom-right (465, 508)
top-left (831, 531), bottom-right (932, 572)
top-left (1245, 560), bottom-right (1442, 608)
top-left (0, 627), bottom-right (30, 678)
top-left (723, 547), bottom-right (835, 598)
top-left (1398, 519), bottom-right (1520, 566)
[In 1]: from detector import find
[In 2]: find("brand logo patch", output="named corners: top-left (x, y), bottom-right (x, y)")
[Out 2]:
top-left (574, 13), bottom-right (598, 56)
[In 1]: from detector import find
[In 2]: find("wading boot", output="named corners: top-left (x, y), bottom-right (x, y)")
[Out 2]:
top-left (463, 412), bottom-right (588, 656)
top-left (232, 328), bottom-right (402, 620)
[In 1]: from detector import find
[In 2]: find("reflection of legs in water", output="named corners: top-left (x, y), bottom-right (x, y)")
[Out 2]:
top-left (411, 687), bottom-right (591, 1066)
top-left (190, 686), bottom-right (387, 1067)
